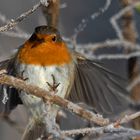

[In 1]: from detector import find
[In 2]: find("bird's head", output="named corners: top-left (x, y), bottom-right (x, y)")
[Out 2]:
top-left (18, 26), bottom-right (72, 66)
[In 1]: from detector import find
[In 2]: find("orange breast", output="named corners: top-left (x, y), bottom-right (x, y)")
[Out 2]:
top-left (17, 41), bottom-right (72, 66)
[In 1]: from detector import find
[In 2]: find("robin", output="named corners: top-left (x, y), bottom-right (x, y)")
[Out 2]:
top-left (0, 26), bottom-right (130, 139)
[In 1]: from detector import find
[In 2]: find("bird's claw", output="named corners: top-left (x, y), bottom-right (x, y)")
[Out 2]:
top-left (46, 74), bottom-right (60, 92)
top-left (17, 70), bottom-right (28, 81)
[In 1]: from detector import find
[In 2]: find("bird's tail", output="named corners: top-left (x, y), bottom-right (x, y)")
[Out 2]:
top-left (21, 119), bottom-right (45, 140)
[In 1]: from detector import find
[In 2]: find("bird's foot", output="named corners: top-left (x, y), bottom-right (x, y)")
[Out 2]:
top-left (17, 70), bottom-right (28, 81)
top-left (46, 74), bottom-right (60, 92)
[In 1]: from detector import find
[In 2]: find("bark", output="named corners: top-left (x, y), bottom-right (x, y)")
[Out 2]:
top-left (41, 0), bottom-right (60, 28)
top-left (119, 0), bottom-right (140, 138)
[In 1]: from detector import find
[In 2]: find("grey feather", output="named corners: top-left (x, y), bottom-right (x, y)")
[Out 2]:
top-left (0, 58), bottom-right (22, 116)
top-left (69, 59), bottom-right (130, 116)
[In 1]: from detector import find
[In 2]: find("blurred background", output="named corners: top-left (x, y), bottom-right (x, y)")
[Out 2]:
top-left (0, 0), bottom-right (140, 139)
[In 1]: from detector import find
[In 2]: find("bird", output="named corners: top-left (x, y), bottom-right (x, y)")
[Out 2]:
top-left (0, 25), bottom-right (130, 139)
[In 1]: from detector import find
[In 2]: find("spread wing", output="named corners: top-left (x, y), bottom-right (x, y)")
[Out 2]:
top-left (0, 59), bottom-right (11, 70)
top-left (68, 58), bottom-right (130, 116)
top-left (0, 58), bottom-right (22, 116)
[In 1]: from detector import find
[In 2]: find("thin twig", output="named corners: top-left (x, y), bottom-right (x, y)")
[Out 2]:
top-left (119, 112), bottom-right (140, 124)
top-left (62, 126), bottom-right (140, 138)
top-left (84, 51), bottom-right (140, 60)
top-left (76, 39), bottom-right (140, 52)
top-left (62, 111), bottom-right (140, 137)
top-left (72, 0), bottom-right (112, 44)
top-left (0, 2), bottom-right (41, 32)
top-left (2, 31), bottom-right (30, 39)
top-left (127, 75), bottom-right (140, 91)
top-left (0, 12), bottom-right (31, 39)
top-left (0, 12), bottom-right (27, 33)
top-left (110, 1), bottom-right (140, 39)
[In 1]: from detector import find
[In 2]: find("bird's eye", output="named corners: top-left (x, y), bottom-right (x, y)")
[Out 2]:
top-left (52, 35), bottom-right (57, 42)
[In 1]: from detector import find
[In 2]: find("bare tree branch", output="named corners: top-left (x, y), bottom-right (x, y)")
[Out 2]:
top-left (119, 111), bottom-right (140, 124)
top-left (110, 1), bottom-right (140, 40)
top-left (62, 126), bottom-right (140, 138)
top-left (1, 31), bottom-right (30, 39)
top-left (41, 0), bottom-right (60, 28)
top-left (0, 12), bottom-right (27, 33)
top-left (76, 39), bottom-right (140, 52)
top-left (81, 51), bottom-right (140, 60)
top-left (127, 75), bottom-right (140, 91)
top-left (72, 0), bottom-right (112, 44)
top-left (0, 12), bottom-right (30, 39)
top-left (0, 72), bottom-right (109, 126)
top-left (0, 3), bottom-right (41, 32)
top-left (62, 111), bottom-right (140, 137)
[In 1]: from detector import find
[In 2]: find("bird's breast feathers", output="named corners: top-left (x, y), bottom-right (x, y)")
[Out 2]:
top-left (17, 41), bottom-right (72, 66)
top-left (15, 62), bottom-right (74, 109)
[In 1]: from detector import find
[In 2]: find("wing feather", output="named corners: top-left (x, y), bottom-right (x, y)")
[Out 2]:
top-left (0, 58), bottom-right (22, 116)
top-left (69, 59), bottom-right (130, 116)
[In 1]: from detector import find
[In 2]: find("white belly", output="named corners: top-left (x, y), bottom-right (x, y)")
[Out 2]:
top-left (16, 63), bottom-right (74, 119)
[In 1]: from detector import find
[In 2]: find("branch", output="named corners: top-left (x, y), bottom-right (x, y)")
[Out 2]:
top-left (1, 31), bottom-right (30, 39)
top-left (41, 0), bottom-right (60, 28)
top-left (110, 1), bottom-right (140, 40)
top-left (74, 39), bottom-right (140, 61)
top-left (76, 39), bottom-right (140, 52)
top-left (127, 75), bottom-right (140, 91)
top-left (0, 2), bottom-right (41, 32)
top-left (0, 72), bottom-right (109, 126)
top-left (118, 111), bottom-right (140, 124)
top-left (72, 0), bottom-right (112, 42)
top-left (0, 12), bottom-right (27, 33)
top-left (83, 51), bottom-right (140, 60)
top-left (62, 111), bottom-right (140, 137)
top-left (0, 12), bottom-right (30, 39)
top-left (62, 126), bottom-right (140, 138)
